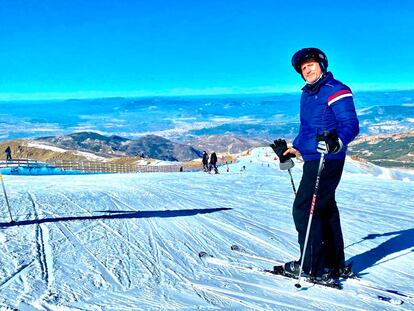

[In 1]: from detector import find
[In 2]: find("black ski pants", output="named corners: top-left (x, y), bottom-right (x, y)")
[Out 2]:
top-left (292, 158), bottom-right (345, 277)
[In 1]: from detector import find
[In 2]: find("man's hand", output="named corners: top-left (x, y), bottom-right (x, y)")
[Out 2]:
top-left (283, 147), bottom-right (299, 158)
top-left (316, 130), bottom-right (343, 154)
top-left (270, 139), bottom-right (296, 163)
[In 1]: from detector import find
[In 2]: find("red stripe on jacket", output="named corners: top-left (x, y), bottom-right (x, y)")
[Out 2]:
top-left (328, 89), bottom-right (352, 102)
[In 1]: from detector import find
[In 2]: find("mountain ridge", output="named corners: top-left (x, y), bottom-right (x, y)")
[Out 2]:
top-left (1, 131), bottom-right (413, 169)
top-left (35, 132), bottom-right (203, 162)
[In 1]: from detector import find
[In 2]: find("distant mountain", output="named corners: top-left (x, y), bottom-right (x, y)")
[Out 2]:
top-left (185, 134), bottom-right (265, 154)
top-left (357, 105), bottom-right (414, 135)
top-left (36, 132), bottom-right (203, 162)
top-left (1, 91), bottom-right (413, 143)
top-left (125, 135), bottom-right (203, 162)
top-left (348, 131), bottom-right (414, 168)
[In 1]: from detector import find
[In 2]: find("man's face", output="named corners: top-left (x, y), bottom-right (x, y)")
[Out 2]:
top-left (301, 59), bottom-right (322, 83)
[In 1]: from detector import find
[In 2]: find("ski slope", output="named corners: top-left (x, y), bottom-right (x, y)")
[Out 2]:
top-left (0, 147), bottom-right (413, 310)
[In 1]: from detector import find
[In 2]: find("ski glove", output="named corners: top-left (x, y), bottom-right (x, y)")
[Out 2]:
top-left (270, 139), bottom-right (295, 163)
top-left (316, 130), bottom-right (343, 154)
top-left (270, 139), bottom-right (295, 171)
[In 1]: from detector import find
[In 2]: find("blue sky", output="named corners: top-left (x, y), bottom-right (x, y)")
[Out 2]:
top-left (0, 0), bottom-right (413, 100)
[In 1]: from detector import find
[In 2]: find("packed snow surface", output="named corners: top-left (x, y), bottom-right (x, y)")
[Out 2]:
top-left (0, 148), bottom-right (413, 310)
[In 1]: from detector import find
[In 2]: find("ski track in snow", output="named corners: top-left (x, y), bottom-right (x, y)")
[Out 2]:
top-left (55, 191), bottom-right (157, 273)
top-left (52, 213), bottom-right (124, 291)
top-left (152, 179), bottom-right (297, 261)
top-left (28, 192), bottom-right (54, 295)
top-left (0, 148), bottom-right (413, 310)
top-left (0, 260), bottom-right (35, 291)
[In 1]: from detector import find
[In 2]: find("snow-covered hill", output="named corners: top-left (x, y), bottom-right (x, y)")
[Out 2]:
top-left (0, 148), bottom-right (413, 310)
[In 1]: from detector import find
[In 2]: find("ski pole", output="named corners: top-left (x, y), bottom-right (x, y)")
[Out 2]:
top-left (295, 153), bottom-right (325, 289)
top-left (287, 168), bottom-right (297, 196)
top-left (0, 174), bottom-right (14, 223)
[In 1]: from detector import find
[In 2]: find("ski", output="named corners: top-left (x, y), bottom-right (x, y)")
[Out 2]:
top-left (229, 244), bottom-right (407, 305)
top-left (266, 264), bottom-right (342, 290)
top-left (200, 250), bottom-right (407, 305)
top-left (230, 244), bottom-right (357, 279)
top-left (230, 244), bottom-right (284, 265)
top-left (345, 277), bottom-right (411, 303)
top-left (199, 251), bottom-right (342, 290)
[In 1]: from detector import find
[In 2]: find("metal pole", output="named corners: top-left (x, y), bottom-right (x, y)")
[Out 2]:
top-left (295, 153), bottom-right (325, 288)
top-left (0, 174), bottom-right (14, 223)
top-left (288, 168), bottom-right (297, 196)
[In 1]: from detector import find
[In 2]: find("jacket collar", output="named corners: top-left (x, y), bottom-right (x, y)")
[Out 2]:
top-left (302, 72), bottom-right (333, 94)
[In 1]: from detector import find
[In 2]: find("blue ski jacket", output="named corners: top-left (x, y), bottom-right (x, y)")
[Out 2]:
top-left (292, 72), bottom-right (359, 161)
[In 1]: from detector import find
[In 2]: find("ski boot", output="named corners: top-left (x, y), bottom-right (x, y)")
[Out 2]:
top-left (282, 261), bottom-right (301, 277)
top-left (309, 272), bottom-right (343, 289)
top-left (332, 262), bottom-right (357, 279)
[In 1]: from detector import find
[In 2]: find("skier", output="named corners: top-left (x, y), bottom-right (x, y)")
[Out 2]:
top-left (209, 151), bottom-right (219, 174)
top-left (202, 151), bottom-right (209, 172)
top-left (5, 146), bottom-right (12, 161)
top-left (275, 48), bottom-right (359, 284)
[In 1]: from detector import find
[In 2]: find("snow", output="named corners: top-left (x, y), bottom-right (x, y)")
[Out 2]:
top-left (0, 147), bottom-right (413, 310)
top-left (27, 142), bottom-right (68, 153)
top-left (74, 151), bottom-right (106, 161)
top-left (147, 160), bottom-right (181, 166)
top-left (27, 142), bottom-right (107, 161)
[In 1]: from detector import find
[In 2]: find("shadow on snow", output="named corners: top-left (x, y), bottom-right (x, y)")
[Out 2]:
top-left (347, 228), bottom-right (414, 274)
top-left (0, 207), bottom-right (232, 228)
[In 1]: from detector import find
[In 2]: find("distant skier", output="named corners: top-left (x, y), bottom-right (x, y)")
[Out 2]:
top-left (5, 146), bottom-right (12, 161)
top-left (209, 151), bottom-right (219, 174)
top-left (274, 48), bottom-right (359, 285)
top-left (202, 151), bottom-right (209, 172)
top-left (221, 155), bottom-right (230, 172)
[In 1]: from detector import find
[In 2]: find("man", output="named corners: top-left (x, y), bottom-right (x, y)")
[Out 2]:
top-left (5, 146), bottom-right (12, 161)
top-left (274, 48), bottom-right (359, 284)
top-left (202, 151), bottom-right (209, 172)
top-left (209, 151), bottom-right (219, 174)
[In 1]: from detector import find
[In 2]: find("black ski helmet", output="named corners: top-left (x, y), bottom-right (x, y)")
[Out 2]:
top-left (291, 48), bottom-right (328, 74)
